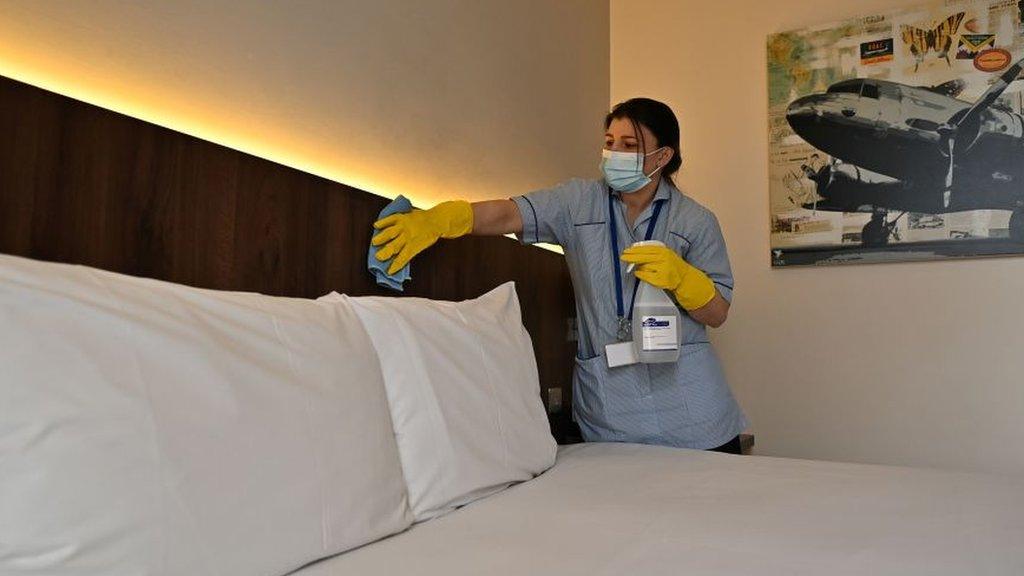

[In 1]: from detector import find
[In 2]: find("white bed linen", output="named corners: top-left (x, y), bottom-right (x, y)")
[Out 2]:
top-left (0, 254), bottom-right (412, 575)
top-left (293, 442), bottom-right (1024, 576)
top-left (331, 283), bottom-right (556, 521)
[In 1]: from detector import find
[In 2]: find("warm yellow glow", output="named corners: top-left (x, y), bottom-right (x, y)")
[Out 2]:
top-left (502, 235), bottom-right (564, 255)
top-left (0, 58), bottom-right (566, 254)
top-left (535, 243), bottom-right (563, 253)
top-left (0, 57), bottom-right (413, 200)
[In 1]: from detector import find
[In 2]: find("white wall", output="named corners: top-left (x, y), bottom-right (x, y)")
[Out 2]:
top-left (0, 0), bottom-right (609, 207)
top-left (612, 0), bottom-right (1024, 476)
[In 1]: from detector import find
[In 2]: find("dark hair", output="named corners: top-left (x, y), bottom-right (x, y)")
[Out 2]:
top-left (604, 98), bottom-right (681, 184)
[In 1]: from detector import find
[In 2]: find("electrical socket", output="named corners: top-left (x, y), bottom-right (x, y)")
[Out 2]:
top-left (546, 387), bottom-right (563, 414)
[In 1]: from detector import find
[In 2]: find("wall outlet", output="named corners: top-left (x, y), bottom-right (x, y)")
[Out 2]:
top-left (546, 387), bottom-right (563, 414)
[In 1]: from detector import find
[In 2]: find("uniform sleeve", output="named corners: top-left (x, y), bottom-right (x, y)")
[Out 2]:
top-left (684, 212), bottom-right (735, 303)
top-left (510, 180), bottom-right (580, 247)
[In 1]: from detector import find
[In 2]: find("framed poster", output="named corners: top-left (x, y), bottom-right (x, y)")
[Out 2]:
top-left (767, 0), bottom-right (1024, 266)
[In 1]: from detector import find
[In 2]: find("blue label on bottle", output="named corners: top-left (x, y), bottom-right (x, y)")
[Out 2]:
top-left (640, 315), bottom-right (678, 351)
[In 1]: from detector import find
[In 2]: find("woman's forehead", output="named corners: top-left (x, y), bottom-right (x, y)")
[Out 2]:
top-left (606, 117), bottom-right (653, 140)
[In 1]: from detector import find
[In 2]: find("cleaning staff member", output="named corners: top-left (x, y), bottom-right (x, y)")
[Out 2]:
top-left (372, 98), bottom-right (748, 454)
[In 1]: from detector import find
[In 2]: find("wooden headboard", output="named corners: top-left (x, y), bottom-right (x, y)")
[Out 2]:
top-left (0, 74), bottom-right (576, 418)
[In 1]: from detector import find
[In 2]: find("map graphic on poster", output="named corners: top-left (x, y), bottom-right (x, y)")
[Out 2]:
top-left (767, 0), bottom-right (1024, 266)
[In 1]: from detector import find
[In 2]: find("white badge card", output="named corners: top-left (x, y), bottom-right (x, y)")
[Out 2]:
top-left (605, 341), bottom-right (638, 368)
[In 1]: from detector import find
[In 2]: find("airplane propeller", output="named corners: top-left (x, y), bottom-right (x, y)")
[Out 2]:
top-left (944, 136), bottom-right (954, 208)
top-left (936, 57), bottom-right (1024, 208)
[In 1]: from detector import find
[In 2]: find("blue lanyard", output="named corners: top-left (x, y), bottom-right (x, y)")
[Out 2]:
top-left (608, 191), bottom-right (665, 321)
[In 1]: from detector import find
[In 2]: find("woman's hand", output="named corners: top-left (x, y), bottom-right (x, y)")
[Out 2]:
top-left (372, 199), bottom-right (524, 274)
top-left (372, 200), bottom-right (474, 274)
top-left (620, 245), bottom-right (729, 327)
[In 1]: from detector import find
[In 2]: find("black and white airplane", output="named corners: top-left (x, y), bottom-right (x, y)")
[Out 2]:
top-left (786, 58), bottom-right (1024, 246)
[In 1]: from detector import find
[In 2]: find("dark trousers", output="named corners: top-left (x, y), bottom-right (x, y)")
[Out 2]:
top-left (708, 435), bottom-right (742, 455)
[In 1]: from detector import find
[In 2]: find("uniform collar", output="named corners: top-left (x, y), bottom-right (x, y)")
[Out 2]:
top-left (609, 178), bottom-right (674, 203)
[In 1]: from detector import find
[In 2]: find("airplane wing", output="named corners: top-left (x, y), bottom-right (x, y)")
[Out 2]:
top-left (957, 58), bottom-right (1024, 128)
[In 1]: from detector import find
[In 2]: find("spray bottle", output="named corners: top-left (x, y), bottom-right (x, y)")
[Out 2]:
top-left (629, 240), bottom-right (682, 364)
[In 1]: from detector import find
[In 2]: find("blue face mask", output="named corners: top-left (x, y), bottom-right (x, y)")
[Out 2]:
top-left (601, 148), bottom-right (665, 193)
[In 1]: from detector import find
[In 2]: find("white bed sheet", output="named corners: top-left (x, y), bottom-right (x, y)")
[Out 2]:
top-left (294, 442), bottom-right (1024, 576)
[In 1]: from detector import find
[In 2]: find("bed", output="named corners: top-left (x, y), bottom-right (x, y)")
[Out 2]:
top-left (298, 442), bottom-right (1023, 575)
top-left (2, 74), bottom-right (1023, 576)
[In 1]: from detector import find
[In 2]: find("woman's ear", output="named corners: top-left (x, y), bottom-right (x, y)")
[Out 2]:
top-left (658, 147), bottom-right (673, 169)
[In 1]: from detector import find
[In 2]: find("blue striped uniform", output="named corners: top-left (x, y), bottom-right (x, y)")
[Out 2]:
top-left (512, 178), bottom-right (748, 449)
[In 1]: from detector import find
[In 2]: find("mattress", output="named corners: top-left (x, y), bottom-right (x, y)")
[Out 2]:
top-left (293, 442), bottom-right (1024, 575)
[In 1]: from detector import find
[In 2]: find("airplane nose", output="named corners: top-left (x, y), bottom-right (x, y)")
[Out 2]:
top-left (786, 95), bottom-right (822, 131)
top-left (786, 95), bottom-right (818, 121)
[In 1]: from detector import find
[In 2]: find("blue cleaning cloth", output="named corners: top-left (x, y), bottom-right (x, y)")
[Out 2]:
top-left (368, 195), bottom-right (413, 292)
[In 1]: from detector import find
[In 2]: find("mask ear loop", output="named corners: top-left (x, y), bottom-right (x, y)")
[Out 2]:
top-left (644, 147), bottom-right (666, 179)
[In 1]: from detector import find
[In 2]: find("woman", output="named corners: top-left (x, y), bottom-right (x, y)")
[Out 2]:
top-left (372, 98), bottom-right (748, 454)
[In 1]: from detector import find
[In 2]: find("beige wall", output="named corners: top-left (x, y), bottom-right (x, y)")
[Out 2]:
top-left (0, 0), bottom-right (609, 207)
top-left (612, 0), bottom-right (1024, 476)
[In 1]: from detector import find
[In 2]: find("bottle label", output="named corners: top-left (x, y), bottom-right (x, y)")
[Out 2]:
top-left (640, 316), bottom-right (678, 351)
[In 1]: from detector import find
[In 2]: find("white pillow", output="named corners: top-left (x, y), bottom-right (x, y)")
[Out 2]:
top-left (329, 282), bottom-right (557, 521)
top-left (0, 254), bottom-right (412, 576)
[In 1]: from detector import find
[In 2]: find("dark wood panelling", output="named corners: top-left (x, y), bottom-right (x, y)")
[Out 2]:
top-left (0, 74), bottom-right (576, 414)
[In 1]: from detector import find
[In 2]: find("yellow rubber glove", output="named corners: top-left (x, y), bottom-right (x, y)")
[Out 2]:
top-left (372, 200), bottom-right (474, 275)
top-left (620, 245), bottom-right (716, 310)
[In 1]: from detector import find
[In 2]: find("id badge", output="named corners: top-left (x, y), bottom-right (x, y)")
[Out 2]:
top-left (605, 341), bottom-right (638, 368)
